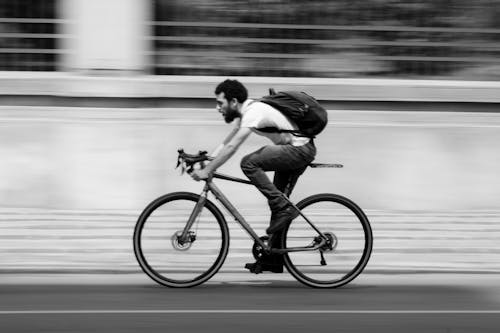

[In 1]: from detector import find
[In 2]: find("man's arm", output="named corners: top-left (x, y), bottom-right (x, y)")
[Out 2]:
top-left (211, 118), bottom-right (241, 157)
top-left (191, 126), bottom-right (252, 181)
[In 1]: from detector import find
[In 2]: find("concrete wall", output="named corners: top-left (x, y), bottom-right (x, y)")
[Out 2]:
top-left (60, 0), bottom-right (150, 72)
top-left (1, 74), bottom-right (500, 102)
top-left (1, 105), bottom-right (499, 212)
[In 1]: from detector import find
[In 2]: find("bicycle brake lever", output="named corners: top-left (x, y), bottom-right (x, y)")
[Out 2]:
top-left (176, 157), bottom-right (187, 175)
top-left (176, 148), bottom-right (184, 170)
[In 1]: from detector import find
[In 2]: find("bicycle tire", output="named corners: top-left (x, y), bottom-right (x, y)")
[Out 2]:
top-left (133, 192), bottom-right (229, 288)
top-left (282, 193), bottom-right (373, 288)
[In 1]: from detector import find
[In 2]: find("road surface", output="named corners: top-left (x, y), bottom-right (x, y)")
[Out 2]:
top-left (2, 273), bottom-right (500, 332)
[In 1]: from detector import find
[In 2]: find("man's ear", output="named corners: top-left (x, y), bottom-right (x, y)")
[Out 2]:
top-left (230, 98), bottom-right (238, 107)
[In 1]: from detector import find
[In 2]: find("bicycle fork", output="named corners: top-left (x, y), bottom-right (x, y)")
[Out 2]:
top-left (177, 186), bottom-right (210, 244)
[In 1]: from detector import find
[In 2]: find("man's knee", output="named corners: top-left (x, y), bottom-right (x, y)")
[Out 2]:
top-left (240, 154), bottom-right (256, 174)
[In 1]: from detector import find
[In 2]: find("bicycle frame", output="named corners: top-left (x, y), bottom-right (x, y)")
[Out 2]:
top-left (181, 171), bottom-right (329, 255)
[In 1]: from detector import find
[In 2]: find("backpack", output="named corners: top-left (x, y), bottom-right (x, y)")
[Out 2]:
top-left (258, 88), bottom-right (328, 138)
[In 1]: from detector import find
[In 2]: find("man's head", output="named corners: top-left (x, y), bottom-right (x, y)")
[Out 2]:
top-left (214, 79), bottom-right (248, 123)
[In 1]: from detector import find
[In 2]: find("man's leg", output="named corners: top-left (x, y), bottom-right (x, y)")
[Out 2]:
top-left (240, 143), bottom-right (315, 214)
top-left (241, 143), bottom-right (315, 235)
top-left (273, 167), bottom-right (306, 198)
top-left (268, 169), bottom-right (306, 249)
top-left (241, 143), bottom-right (315, 274)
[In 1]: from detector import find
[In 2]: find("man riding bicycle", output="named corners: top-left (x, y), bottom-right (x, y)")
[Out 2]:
top-left (191, 79), bottom-right (316, 273)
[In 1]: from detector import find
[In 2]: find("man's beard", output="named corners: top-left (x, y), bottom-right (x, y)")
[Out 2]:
top-left (224, 107), bottom-right (239, 123)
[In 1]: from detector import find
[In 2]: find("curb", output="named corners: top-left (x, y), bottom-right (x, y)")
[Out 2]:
top-left (0, 73), bottom-right (500, 103)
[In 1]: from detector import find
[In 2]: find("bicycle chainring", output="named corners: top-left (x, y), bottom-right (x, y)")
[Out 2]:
top-left (252, 236), bottom-right (270, 260)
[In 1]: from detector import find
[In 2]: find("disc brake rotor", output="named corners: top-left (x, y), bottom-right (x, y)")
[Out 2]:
top-left (171, 231), bottom-right (194, 251)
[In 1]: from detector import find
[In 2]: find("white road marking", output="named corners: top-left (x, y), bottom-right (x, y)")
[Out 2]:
top-left (2, 310), bottom-right (500, 314)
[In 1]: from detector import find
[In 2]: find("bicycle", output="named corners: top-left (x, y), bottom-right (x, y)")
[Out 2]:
top-left (133, 149), bottom-right (373, 288)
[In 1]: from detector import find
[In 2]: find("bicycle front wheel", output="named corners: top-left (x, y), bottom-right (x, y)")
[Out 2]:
top-left (133, 192), bottom-right (229, 287)
top-left (283, 193), bottom-right (373, 288)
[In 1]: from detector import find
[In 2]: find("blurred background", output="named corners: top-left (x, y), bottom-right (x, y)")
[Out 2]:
top-left (1, 0), bottom-right (500, 78)
top-left (1, 0), bottom-right (500, 273)
top-left (151, 0), bottom-right (500, 79)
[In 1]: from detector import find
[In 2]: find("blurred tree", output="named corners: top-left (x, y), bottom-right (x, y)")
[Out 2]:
top-left (152, 0), bottom-right (500, 78)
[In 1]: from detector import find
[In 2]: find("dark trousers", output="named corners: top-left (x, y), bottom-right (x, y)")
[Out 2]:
top-left (240, 141), bottom-right (316, 213)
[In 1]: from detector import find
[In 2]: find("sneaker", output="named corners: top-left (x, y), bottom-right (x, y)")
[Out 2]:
top-left (266, 205), bottom-right (299, 234)
top-left (244, 260), bottom-right (283, 274)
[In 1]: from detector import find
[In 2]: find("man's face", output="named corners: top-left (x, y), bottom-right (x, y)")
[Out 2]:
top-left (216, 92), bottom-right (239, 123)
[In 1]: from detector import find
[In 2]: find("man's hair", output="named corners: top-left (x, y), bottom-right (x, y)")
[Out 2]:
top-left (215, 79), bottom-right (248, 103)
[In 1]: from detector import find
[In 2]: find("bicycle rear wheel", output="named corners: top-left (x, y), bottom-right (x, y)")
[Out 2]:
top-left (283, 193), bottom-right (372, 288)
top-left (133, 192), bottom-right (229, 287)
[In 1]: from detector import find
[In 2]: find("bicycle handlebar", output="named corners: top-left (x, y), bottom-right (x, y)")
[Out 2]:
top-left (176, 149), bottom-right (213, 174)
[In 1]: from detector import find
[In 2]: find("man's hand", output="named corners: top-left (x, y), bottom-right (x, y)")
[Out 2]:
top-left (190, 169), bottom-right (211, 182)
top-left (189, 127), bottom-right (251, 183)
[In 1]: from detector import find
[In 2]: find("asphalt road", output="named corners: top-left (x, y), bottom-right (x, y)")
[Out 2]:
top-left (2, 273), bottom-right (500, 332)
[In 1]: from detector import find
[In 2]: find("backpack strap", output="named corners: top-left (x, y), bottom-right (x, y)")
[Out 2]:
top-left (255, 127), bottom-right (314, 138)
